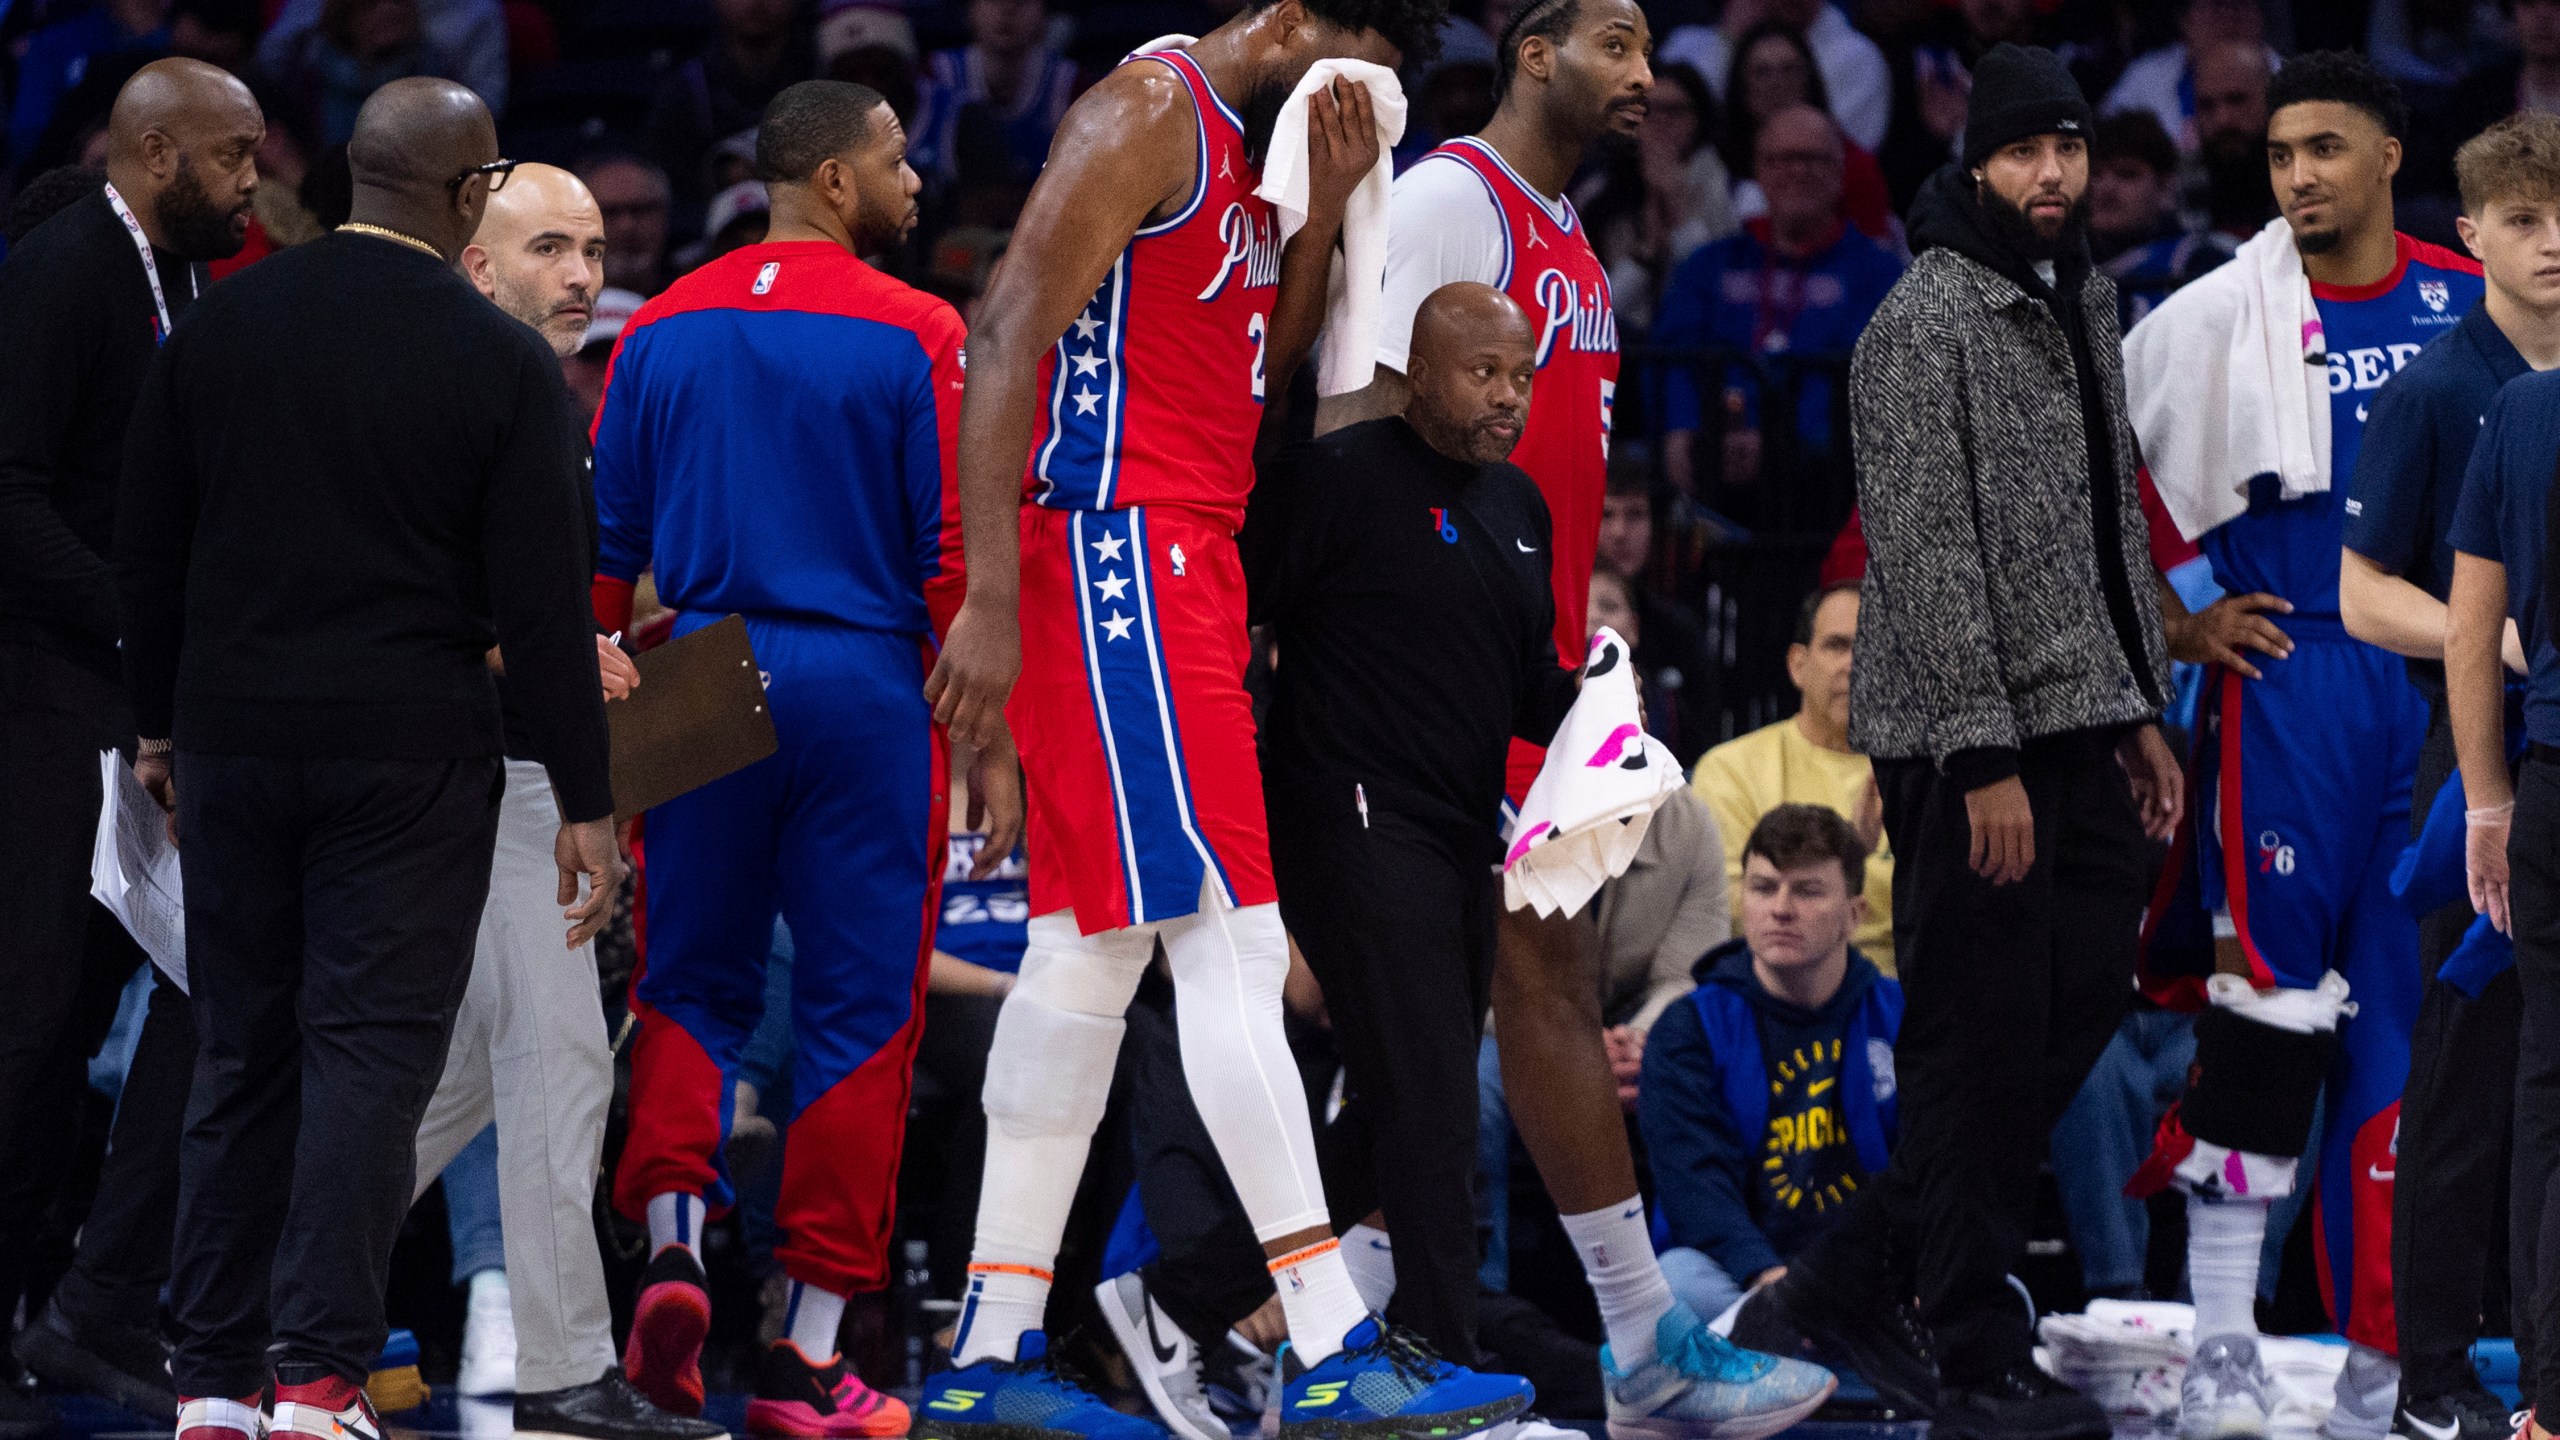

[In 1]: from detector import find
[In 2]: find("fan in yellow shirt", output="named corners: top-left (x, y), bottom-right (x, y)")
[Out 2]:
top-left (1691, 583), bottom-right (1895, 972)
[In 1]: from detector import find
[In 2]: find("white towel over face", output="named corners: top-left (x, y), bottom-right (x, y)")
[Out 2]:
top-left (1253, 59), bottom-right (1408, 396)
top-left (1501, 627), bottom-right (1684, 919)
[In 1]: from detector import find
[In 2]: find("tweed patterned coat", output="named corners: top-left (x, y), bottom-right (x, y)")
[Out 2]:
top-left (1843, 245), bottom-right (2173, 768)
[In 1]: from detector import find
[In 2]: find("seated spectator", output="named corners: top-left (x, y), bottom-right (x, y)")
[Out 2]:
top-left (910, 0), bottom-right (1085, 191)
top-left (1658, 0), bottom-right (1890, 153)
top-left (168, 0), bottom-right (262, 75)
top-left (817, 4), bottom-right (921, 123)
top-left (254, 0), bottom-right (505, 115)
top-left (1717, 22), bottom-right (1899, 246)
top-left (2102, 0), bottom-right (2276, 154)
top-left (1637, 803), bottom-right (1899, 1322)
top-left (1596, 465), bottom-right (1721, 766)
top-left (1654, 106), bottom-right (1903, 496)
top-left (268, 0), bottom-right (466, 145)
top-left (1874, 0), bottom-right (2039, 210)
top-left (647, 0), bottom-right (814, 213)
top-left (678, 179), bottom-right (769, 270)
top-left (2429, 0), bottom-right (2560, 186)
top-left (564, 289), bottom-right (644, 421)
top-left (1688, 582), bottom-right (1895, 971)
top-left (2366, 0), bottom-right (2512, 90)
top-left (2181, 39), bottom-right (2277, 241)
top-left (1573, 64), bottom-right (1739, 331)
top-left (9, 0), bottom-right (169, 168)
top-left (1586, 782), bottom-right (1729, 1112)
top-left (2092, 111), bottom-right (2216, 329)
top-left (1588, 566), bottom-right (1688, 757)
top-left (1391, 15), bottom-right (1496, 167)
top-left (576, 151), bottom-right (674, 296)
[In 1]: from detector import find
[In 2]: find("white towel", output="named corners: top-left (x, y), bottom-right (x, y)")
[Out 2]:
top-left (2038, 1301), bottom-right (2350, 1438)
top-left (1501, 627), bottom-right (1683, 919)
top-left (2122, 216), bottom-right (2331, 541)
top-left (1254, 59), bottom-right (1407, 396)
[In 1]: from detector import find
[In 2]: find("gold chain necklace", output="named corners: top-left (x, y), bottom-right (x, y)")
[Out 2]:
top-left (337, 222), bottom-right (443, 260)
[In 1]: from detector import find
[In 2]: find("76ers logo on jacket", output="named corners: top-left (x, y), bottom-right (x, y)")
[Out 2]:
top-left (1531, 267), bottom-right (1619, 367)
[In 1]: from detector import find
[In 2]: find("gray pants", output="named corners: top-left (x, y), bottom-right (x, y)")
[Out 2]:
top-left (412, 760), bottom-right (618, 1394)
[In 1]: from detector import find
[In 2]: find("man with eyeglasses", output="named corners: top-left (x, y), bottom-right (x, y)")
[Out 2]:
top-left (116, 79), bottom-right (623, 1440)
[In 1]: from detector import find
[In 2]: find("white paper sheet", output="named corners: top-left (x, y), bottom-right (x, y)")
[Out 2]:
top-left (90, 750), bottom-right (187, 992)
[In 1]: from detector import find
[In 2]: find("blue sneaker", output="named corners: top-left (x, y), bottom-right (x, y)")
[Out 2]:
top-left (1603, 1303), bottom-right (1836, 1440)
top-left (916, 1331), bottom-right (1170, 1440)
top-left (1277, 1318), bottom-right (1532, 1440)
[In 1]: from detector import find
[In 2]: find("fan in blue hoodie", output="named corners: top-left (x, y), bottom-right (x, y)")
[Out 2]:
top-left (1638, 803), bottom-right (1904, 1323)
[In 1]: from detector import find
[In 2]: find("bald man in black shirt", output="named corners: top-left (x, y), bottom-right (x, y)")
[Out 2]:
top-left (115, 79), bottom-right (618, 1437)
top-left (1244, 282), bottom-right (1581, 1362)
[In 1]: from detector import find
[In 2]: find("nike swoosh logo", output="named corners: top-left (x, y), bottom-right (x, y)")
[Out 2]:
top-left (2369, 1165), bottom-right (2396, 1183)
top-left (1141, 1293), bottom-right (1182, 1366)
top-left (2404, 1413), bottom-right (2461, 1440)
top-left (1516, 540), bottom-right (1536, 552)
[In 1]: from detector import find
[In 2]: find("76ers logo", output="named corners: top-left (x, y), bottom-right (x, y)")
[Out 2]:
top-left (1531, 268), bottom-right (1619, 366)
top-left (1197, 202), bottom-right (1281, 301)
top-left (2258, 828), bottom-right (2295, 876)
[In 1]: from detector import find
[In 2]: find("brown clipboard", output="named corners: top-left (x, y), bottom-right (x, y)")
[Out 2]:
top-left (609, 614), bottom-right (778, 823)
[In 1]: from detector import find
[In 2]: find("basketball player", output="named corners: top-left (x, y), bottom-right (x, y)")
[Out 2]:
top-left (914, 1), bottom-right (1537, 1438)
top-left (1313, 3), bottom-right (1807, 1433)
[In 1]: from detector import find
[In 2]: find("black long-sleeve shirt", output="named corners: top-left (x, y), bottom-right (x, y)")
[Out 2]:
top-left (115, 230), bottom-right (614, 822)
top-left (0, 188), bottom-right (204, 679)
top-left (1244, 416), bottom-right (1581, 854)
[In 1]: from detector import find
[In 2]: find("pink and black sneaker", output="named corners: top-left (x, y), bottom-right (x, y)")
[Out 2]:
top-left (177, 1395), bottom-right (266, 1440)
top-left (624, 1246), bottom-right (713, 1418)
top-left (743, 1341), bottom-right (909, 1438)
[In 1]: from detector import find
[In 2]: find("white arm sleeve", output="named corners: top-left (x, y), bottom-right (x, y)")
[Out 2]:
top-left (1375, 156), bottom-right (1512, 377)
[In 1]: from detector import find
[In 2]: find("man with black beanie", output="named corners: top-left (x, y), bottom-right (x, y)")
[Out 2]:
top-left (1730, 43), bottom-right (2183, 1440)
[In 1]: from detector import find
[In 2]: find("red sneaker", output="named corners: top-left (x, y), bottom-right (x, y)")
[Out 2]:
top-left (743, 1341), bottom-right (910, 1438)
top-left (624, 1245), bottom-right (713, 1417)
top-left (177, 1396), bottom-right (265, 1440)
top-left (268, 1374), bottom-right (381, 1440)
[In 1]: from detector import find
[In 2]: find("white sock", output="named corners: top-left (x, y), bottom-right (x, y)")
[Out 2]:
top-left (784, 1279), bottom-right (847, 1359)
top-left (646, 1192), bottom-right (703, 1264)
top-left (1560, 1198), bottom-right (1677, 1370)
top-left (953, 1254), bottom-right (1055, 1366)
top-left (1341, 1223), bottom-right (1398, 1316)
top-left (467, 1268), bottom-right (507, 1306)
top-left (2187, 1192), bottom-right (2267, 1340)
top-left (1268, 1239), bottom-right (1368, 1365)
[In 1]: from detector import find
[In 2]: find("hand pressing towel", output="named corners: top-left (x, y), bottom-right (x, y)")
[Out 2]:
top-left (2122, 216), bottom-right (2331, 540)
top-left (1254, 59), bottom-right (1407, 396)
top-left (1502, 627), bottom-right (1683, 918)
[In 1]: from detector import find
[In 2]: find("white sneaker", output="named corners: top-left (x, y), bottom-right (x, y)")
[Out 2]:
top-left (1094, 1271), bottom-right (1226, 1440)
top-left (458, 1270), bottom-right (519, 1399)
top-left (2324, 1343), bottom-right (2399, 1440)
top-left (2179, 1334), bottom-right (2272, 1440)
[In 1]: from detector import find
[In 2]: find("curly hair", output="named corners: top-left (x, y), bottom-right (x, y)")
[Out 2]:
top-left (1251, 0), bottom-right (1446, 68)
top-left (2267, 49), bottom-right (2407, 140)
top-left (1495, 0), bottom-right (1580, 98)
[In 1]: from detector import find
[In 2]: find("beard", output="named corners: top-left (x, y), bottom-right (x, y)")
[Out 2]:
top-left (155, 155), bottom-right (250, 260)
top-left (1977, 182), bottom-right (2089, 263)
top-left (1240, 74), bottom-right (1295, 168)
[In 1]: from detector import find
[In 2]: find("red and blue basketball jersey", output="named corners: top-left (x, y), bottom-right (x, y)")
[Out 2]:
top-left (1023, 47), bottom-right (1280, 532)
top-left (2195, 234), bottom-right (2479, 613)
top-left (1422, 137), bottom-right (1620, 670)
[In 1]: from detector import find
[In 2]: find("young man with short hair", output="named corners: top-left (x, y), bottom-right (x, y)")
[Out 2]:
top-left (1638, 804), bottom-right (1902, 1325)
top-left (2339, 110), bottom-right (2560, 1440)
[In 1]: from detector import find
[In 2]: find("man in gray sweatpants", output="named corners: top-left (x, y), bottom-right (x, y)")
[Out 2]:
top-left (411, 163), bottom-right (724, 1440)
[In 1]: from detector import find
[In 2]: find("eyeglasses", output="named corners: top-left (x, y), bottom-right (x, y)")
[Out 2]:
top-left (450, 158), bottom-right (519, 194)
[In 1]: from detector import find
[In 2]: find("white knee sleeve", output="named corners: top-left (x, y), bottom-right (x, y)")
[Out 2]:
top-left (1163, 894), bottom-right (1330, 1240)
top-left (980, 912), bottom-right (1153, 1137)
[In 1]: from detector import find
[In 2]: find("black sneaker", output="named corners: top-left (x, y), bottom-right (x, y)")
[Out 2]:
top-left (516, 1366), bottom-right (729, 1440)
top-left (14, 1300), bottom-right (176, 1422)
top-left (2396, 1385), bottom-right (2517, 1440)
top-left (1734, 1270), bottom-right (1939, 1418)
top-left (0, 1378), bottom-right (53, 1440)
top-left (1933, 1363), bottom-right (2110, 1440)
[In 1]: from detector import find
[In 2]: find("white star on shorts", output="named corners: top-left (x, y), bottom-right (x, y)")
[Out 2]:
top-left (1072, 387), bottom-right (1101, 416)
top-left (1101, 610), bottom-right (1135, 641)
top-left (1091, 532), bottom-right (1127, 563)
top-left (1072, 314), bottom-right (1104, 341)
top-left (1070, 349), bottom-right (1105, 376)
top-left (1093, 570), bottom-right (1131, 602)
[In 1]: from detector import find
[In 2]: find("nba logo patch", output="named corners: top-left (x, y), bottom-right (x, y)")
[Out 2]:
top-left (753, 261), bottom-right (780, 295)
top-left (2419, 280), bottom-right (2448, 313)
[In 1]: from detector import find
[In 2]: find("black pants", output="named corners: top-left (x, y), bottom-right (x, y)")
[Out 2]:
top-left (52, 972), bottom-right (196, 1335)
top-left (1796, 731), bottom-right (2146, 1384)
top-left (0, 641), bottom-right (149, 1317)
top-left (1268, 796), bottom-right (1499, 1364)
top-left (2508, 754), bottom-right (2560, 1407)
top-left (167, 752), bottom-right (500, 1395)
top-left (2394, 705), bottom-right (2519, 1401)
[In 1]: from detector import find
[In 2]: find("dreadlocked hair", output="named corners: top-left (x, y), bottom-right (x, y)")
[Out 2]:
top-left (1245, 0), bottom-right (1445, 67)
top-left (1495, 0), bottom-right (1580, 98)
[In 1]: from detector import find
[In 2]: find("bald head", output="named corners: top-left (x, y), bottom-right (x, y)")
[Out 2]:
top-left (1405, 282), bottom-right (1537, 464)
top-left (346, 78), bottom-right (500, 257)
top-left (462, 164), bottom-right (608, 356)
top-left (2193, 40), bottom-right (2270, 152)
top-left (105, 58), bottom-right (263, 260)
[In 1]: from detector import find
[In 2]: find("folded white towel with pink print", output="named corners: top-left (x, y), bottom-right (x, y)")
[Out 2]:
top-left (1501, 627), bottom-right (1683, 919)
